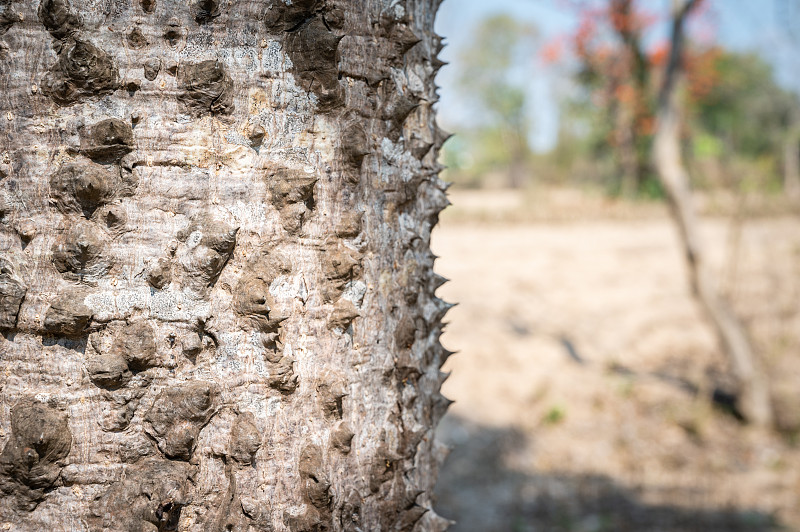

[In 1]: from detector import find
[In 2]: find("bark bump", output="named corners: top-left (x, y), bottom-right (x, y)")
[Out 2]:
top-left (80, 118), bottom-right (134, 163)
top-left (177, 212), bottom-right (238, 291)
top-left (299, 444), bottom-right (331, 509)
top-left (177, 60), bottom-right (234, 116)
top-left (283, 16), bottom-right (344, 110)
top-left (144, 381), bottom-right (218, 460)
top-left (194, 0), bottom-right (220, 24)
top-left (42, 39), bottom-right (120, 106)
top-left (0, 399), bottom-right (72, 507)
top-left (50, 219), bottom-right (113, 281)
top-left (91, 459), bottom-right (192, 531)
top-left (42, 289), bottom-right (92, 336)
top-left (49, 159), bottom-right (122, 217)
top-left (86, 352), bottom-right (131, 388)
top-left (329, 421), bottom-right (354, 454)
top-left (38, 0), bottom-right (81, 40)
top-left (263, 0), bottom-right (323, 32)
top-left (126, 26), bottom-right (148, 49)
top-left (139, 0), bottom-right (155, 14)
top-left (143, 57), bottom-right (161, 81)
top-left (229, 412), bottom-right (260, 465)
top-left (0, 259), bottom-right (25, 331)
top-left (114, 321), bottom-right (158, 371)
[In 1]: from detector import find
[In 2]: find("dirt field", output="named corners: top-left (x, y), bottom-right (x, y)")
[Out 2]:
top-left (432, 190), bottom-right (800, 531)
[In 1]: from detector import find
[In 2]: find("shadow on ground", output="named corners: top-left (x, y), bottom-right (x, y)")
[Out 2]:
top-left (433, 415), bottom-right (783, 532)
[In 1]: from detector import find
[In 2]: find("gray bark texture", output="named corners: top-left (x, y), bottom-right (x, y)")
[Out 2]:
top-left (0, 0), bottom-right (453, 530)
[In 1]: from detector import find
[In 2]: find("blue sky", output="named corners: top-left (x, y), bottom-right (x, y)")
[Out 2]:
top-left (433, 0), bottom-right (800, 151)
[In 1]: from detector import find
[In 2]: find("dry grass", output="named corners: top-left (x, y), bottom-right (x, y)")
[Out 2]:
top-left (439, 186), bottom-right (800, 224)
top-left (433, 188), bottom-right (800, 531)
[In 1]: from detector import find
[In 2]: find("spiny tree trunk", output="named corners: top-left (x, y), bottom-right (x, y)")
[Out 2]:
top-left (653, 0), bottom-right (773, 428)
top-left (0, 0), bottom-right (453, 530)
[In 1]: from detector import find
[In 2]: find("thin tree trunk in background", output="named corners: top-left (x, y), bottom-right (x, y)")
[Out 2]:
top-left (616, 103), bottom-right (640, 197)
top-left (653, 0), bottom-right (773, 428)
top-left (0, 0), bottom-right (453, 529)
top-left (508, 139), bottom-right (527, 189)
top-left (783, 112), bottom-right (800, 201)
top-left (508, 157), bottom-right (526, 189)
top-left (722, 192), bottom-right (746, 300)
top-left (612, 0), bottom-right (649, 196)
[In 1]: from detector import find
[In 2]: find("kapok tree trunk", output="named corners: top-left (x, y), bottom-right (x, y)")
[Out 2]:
top-left (0, 0), bottom-right (453, 530)
top-left (653, 0), bottom-right (773, 428)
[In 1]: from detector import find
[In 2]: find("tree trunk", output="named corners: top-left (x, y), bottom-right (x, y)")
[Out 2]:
top-left (612, 0), bottom-right (650, 196)
top-left (616, 103), bottom-right (640, 197)
top-left (0, 0), bottom-right (453, 530)
top-left (783, 112), bottom-right (800, 201)
top-left (653, 0), bottom-right (773, 428)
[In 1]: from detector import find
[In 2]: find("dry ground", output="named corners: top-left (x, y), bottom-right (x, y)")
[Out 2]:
top-left (432, 189), bottom-right (800, 532)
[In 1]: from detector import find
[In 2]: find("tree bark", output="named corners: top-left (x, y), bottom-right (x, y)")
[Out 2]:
top-left (0, 0), bottom-right (453, 530)
top-left (653, 0), bottom-right (773, 428)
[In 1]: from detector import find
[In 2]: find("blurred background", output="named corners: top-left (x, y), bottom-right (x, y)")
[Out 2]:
top-left (429, 0), bottom-right (800, 530)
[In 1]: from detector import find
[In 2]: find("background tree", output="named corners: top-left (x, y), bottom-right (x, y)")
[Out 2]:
top-left (784, 106), bottom-right (800, 200)
top-left (561, 0), bottom-right (800, 199)
top-left (565, 0), bottom-right (661, 195)
top-left (446, 14), bottom-right (537, 188)
top-left (653, 0), bottom-right (774, 427)
top-left (0, 0), bottom-right (452, 529)
top-left (685, 48), bottom-right (800, 192)
top-left (552, 0), bottom-right (785, 427)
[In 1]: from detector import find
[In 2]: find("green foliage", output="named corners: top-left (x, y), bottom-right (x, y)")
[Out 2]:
top-left (553, 44), bottom-right (800, 196)
top-left (447, 14), bottom-right (538, 187)
top-left (637, 175), bottom-right (666, 200)
top-left (542, 405), bottom-right (566, 425)
top-left (690, 50), bottom-right (796, 160)
top-left (550, 90), bottom-right (619, 185)
top-left (458, 14), bottom-right (536, 120)
top-left (446, 12), bottom-right (800, 196)
top-left (684, 49), bottom-right (800, 193)
top-left (692, 132), bottom-right (723, 159)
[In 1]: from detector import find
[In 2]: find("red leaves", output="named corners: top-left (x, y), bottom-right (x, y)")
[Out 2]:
top-left (549, 0), bottom-right (716, 149)
top-left (573, 12), bottom-right (598, 60)
top-left (649, 41), bottom-right (670, 68)
top-left (540, 38), bottom-right (565, 64)
top-left (685, 46), bottom-right (722, 101)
